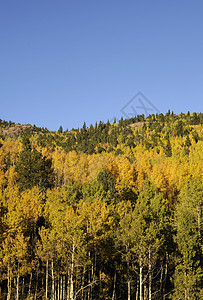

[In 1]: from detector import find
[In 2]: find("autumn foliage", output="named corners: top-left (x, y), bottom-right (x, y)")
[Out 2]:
top-left (0, 112), bottom-right (202, 299)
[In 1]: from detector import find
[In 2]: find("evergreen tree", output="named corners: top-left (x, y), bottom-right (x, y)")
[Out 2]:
top-left (97, 169), bottom-right (118, 203)
top-left (185, 134), bottom-right (191, 148)
top-left (190, 112), bottom-right (200, 125)
top-left (58, 125), bottom-right (63, 134)
top-left (184, 135), bottom-right (192, 155)
top-left (192, 130), bottom-right (199, 143)
top-left (175, 120), bottom-right (184, 137)
top-left (165, 134), bottom-right (172, 157)
top-left (15, 138), bottom-right (54, 191)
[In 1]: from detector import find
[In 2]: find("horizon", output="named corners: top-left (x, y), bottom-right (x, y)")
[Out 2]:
top-left (1, 110), bottom-right (201, 132)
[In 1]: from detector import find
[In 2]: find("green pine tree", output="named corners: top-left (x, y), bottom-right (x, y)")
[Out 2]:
top-left (16, 138), bottom-right (55, 191)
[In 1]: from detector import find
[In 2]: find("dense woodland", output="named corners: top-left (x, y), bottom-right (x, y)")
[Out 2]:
top-left (0, 111), bottom-right (202, 300)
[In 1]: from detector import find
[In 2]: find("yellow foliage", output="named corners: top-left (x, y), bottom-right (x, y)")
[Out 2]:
top-left (0, 170), bottom-right (6, 190)
top-left (63, 151), bottom-right (89, 184)
top-left (115, 156), bottom-right (136, 191)
top-left (189, 141), bottom-right (203, 179)
top-left (20, 187), bottom-right (43, 223)
top-left (5, 165), bottom-right (18, 186)
top-left (2, 139), bottom-right (21, 164)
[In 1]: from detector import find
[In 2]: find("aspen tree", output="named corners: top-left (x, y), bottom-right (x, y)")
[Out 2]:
top-left (116, 201), bottom-right (133, 300)
top-left (131, 180), bottom-right (171, 300)
top-left (173, 178), bottom-right (202, 299)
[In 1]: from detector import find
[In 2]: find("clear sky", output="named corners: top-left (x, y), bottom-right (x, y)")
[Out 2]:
top-left (0, 1), bottom-right (203, 131)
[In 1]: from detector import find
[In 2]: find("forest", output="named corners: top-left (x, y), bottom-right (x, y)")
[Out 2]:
top-left (0, 111), bottom-right (202, 299)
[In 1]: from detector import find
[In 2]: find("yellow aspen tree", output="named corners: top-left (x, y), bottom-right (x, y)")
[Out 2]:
top-left (0, 170), bottom-right (6, 191)
top-left (135, 151), bottom-right (153, 190)
top-left (78, 198), bottom-right (115, 299)
top-left (38, 188), bottom-right (67, 299)
top-left (2, 186), bottom-right (30, 300)
top-left (2, 139), bottom-right (21, 165)
top-left (52, 147), bottom-right (66, 186)
top-left (116, 200), bottom-right (133, 300)
top-left (115, 156), bottom-right (137, 196)
top-left (5, 165), bottom-right (18, 187)
top-left (189, 141), bottom-right (203, 179)
top-left (64, 150), bottom-right (79, 183)
top-left (87, 153), bottom-right (107, 181)
top-left (106, 153), bottom-right (119, 178)
top-left (20, 187), bottom-right (43, 225)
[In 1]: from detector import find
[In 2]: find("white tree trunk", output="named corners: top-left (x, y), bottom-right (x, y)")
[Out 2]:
top-left (67, 271), bottom-right (70, 300)
top-left (28, 272), bottom-right (32, 297)
top-left (16, 265), bottom-right (19, 300)
top-left (127, 261), bottom-right (131, 300)
top-left (136, 277), bottom-right (139, 300)
top-left (7, 264), bottom-right (11, 300)
top-left (144, 282), bottom-right (147, 300)
top-left (51, 259), bottom-right (55, 300)
top-left (46, 260), bottom-right (49, 299)
top-left (22, 277), bottom-right (25, 299)
top-left (112, 269), bottom-right (116, 300)
top-left (70, 240), bottom-right (75, 300)
top-left (63, 275), bottom-right (66, 299)
top-left (139, 255), bottom-right (143, 300)
top-left (128, 280), bottom-right (131, 300)
top-left (163, 253), bottom-right (168, 300)
top-left (60, 276), bottom-right (63, 300)
top-left (149, 249), bottom-right (152, 300)
top-left (58, 276), bottom-right (60, 300)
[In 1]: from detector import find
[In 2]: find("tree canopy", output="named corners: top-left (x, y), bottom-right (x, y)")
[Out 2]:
top-left (0, 111), bottom-right (202, 299)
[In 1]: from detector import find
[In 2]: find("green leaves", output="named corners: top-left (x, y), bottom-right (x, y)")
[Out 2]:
top-left (15, 142), bottom-right (54, 191)
top-left (173, 178), bottom-right (203, 299)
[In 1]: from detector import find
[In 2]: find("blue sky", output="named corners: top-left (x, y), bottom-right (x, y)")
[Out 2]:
top-left (0, 1), bottom-right (202, 131)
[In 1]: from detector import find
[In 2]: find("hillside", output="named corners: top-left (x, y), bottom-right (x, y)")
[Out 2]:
top-left (0, 111), bottom-right (202, 299)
